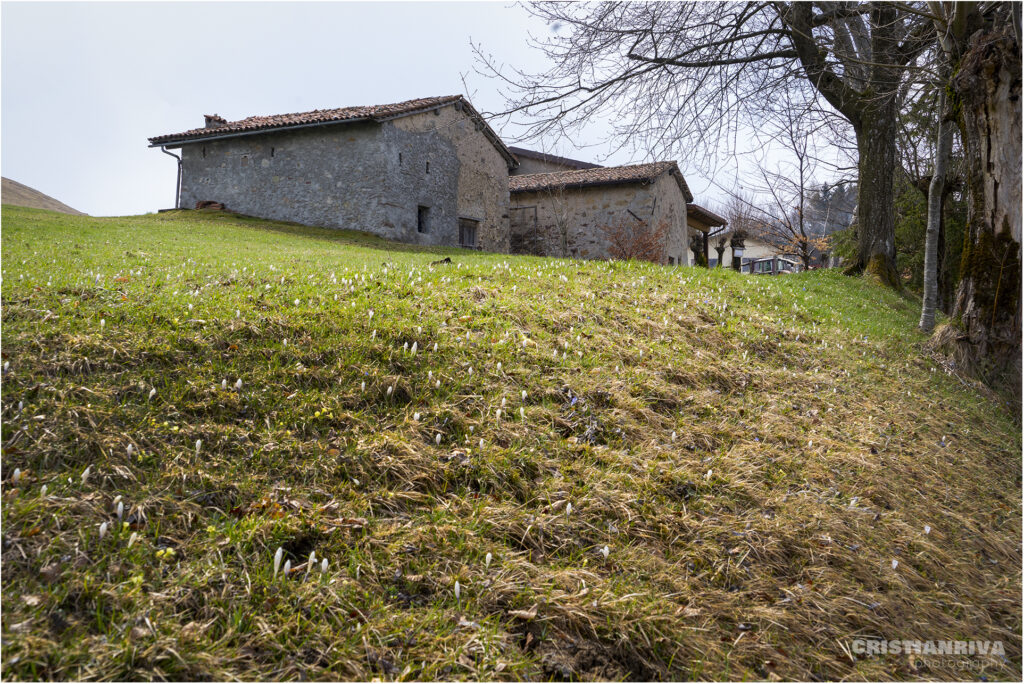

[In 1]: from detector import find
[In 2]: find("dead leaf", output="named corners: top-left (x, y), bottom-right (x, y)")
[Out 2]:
top-left (22, 594), bottom-right (42, 606)
top-left (323, 517), bottom-right (368, 530)
top-left (39, 563), bottom-right (61, 583)
top-left (509, 604), bottom-right (538, 620)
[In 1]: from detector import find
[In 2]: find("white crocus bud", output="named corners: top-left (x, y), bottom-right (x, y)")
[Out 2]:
top-left (273, 547), bottom-right (283, 579)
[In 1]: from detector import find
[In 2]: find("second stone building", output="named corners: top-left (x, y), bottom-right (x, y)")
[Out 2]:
top-left (508, 161), bottom-right (695, 265)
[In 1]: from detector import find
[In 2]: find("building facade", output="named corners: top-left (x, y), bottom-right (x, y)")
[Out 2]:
top-left (508, 162), bottom-right (694, 265)
top-left (149, 96), bottom-right (517, 252)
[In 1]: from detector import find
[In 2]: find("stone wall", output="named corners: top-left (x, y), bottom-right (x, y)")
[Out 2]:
top-left (510, 178), bottom-right (689, 265)
top-left (178, 122), bottom-right (394, 234)
top-left (176, 102), bottom-right (511, 252)
top-left (649, 173), bottom-right (690, 266)
top-left (390, 104), bottom-right (511, 252)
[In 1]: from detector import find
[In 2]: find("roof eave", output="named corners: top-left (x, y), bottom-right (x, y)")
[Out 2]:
top-left (510, 176), bottom-right (659, 194)
top-left (147, 117), bottom-right (374, 147)
top-left (148, 95), bottom-right (520, 169)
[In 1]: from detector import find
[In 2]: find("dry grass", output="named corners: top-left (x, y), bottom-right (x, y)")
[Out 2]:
top-left (1, 205), bottom-right (1020, 681)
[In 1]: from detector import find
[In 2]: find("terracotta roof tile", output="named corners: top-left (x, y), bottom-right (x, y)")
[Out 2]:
top-left (148, 96), bottom-right (518, 168)
top-left (149, 96), bottom-right (463, 144)
top-left (509, 161), bottom-right (693, 202)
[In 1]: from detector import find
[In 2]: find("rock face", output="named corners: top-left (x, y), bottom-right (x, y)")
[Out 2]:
top-left (1, 177), bottom-right (85, 215)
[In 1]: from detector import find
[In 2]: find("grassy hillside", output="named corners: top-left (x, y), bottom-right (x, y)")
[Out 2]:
top-left (1, 205), bottom-right (1020, 681)
top-left (2, 179), bottom-right (85, 216)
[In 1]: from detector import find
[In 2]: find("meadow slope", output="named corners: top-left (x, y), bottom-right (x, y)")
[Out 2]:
top-left (1, 205), bottom-right (1020, 681)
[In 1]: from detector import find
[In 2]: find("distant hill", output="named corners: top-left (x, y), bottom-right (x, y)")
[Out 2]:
top-left (1, 177), bottom-right (85, 215)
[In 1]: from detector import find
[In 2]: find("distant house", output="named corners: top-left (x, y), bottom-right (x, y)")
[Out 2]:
top-left (508, 161), bottom-right (694, 265)
top-left (706, 228), bottom-right (802, 273)
top-left (148, 96), bottom-right (518, 252)
top-left (508, 147), bottom-right (602, 175)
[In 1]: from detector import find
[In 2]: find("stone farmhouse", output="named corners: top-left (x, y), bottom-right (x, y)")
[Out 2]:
top-left (508, 162), bottom-right (695, 265)
top-left (148, 96), bottom-right (518, 252)
top-left (149, 95), bottom-right (726, 266)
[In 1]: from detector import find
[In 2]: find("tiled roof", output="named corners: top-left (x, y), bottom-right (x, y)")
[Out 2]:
top-left (148, 95), bottom-right (517, 166)
top-left (509, 161), bottom-right (693, 202)
top-left (687, 203), bottom-right (728, 227)
top-left (507, 146), bottom-right (601, 170)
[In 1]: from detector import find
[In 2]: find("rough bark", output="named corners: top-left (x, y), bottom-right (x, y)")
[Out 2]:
top-left (931, 20), bottom-right (1021, 393)
top-left (849, 106), bottom-right (900, 286)
top-left (919, 88), bottom-right (954, 333)
top-left (785, 3), bottom-right (911, 286)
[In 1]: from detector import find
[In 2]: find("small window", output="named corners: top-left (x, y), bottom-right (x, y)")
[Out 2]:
top-left (425, 161), bottom-right (430, 174)
top-left (202, 146), bottom-right (207, 158)
top-left (459, 218), bottom-right (478, 249)
top-left (399, 152), bottom-right (403, 164)
top-left (417, 206), bottom-right (430, 234)
top-left (270, 146), bottom-right (275, 157)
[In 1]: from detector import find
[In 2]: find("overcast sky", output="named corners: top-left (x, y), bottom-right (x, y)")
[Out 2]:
top-left (2, 1), bottom-right (831, 217)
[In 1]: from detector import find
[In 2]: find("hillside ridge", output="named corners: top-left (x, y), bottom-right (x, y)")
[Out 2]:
top-left (1, 206), bottom-right (1019, 681)
top-left (2, 176), bottom-right (85, 215)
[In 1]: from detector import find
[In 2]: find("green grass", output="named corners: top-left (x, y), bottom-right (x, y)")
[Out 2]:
top-left (1, 204), bottom-right (1020, 681)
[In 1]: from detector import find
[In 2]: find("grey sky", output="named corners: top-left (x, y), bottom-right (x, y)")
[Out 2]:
top-left (2, 1), bottom-right (834, 218)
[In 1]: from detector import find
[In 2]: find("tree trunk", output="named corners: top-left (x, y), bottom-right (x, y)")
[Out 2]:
top-left (920, 88), bottom-right (954, 333)
top-left (937, 194), bottom-right (949, 314)
top-left (848, 103), bottom-right (900, 287)
top-left (715, 244), bottom-right (726, 266)
top-left (932, 21), bottom-right (1021, 393)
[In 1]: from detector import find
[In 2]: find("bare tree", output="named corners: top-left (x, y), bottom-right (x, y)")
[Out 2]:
top-left (719, 96), bottom-right (832, 270)
top-left (918, 63), bottom-right (954, 333)
top-left (476, 2), bottom-right (937, 286)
